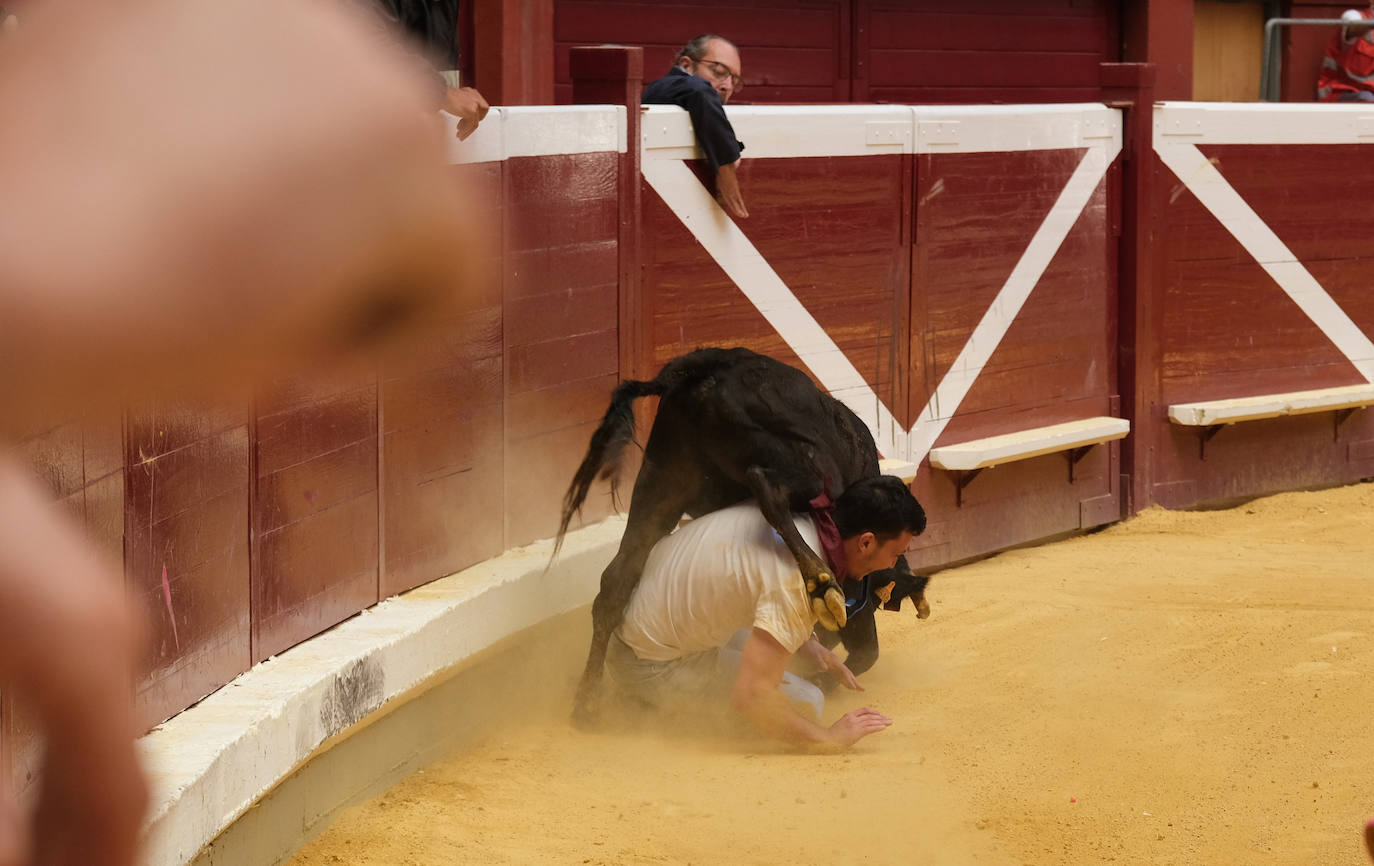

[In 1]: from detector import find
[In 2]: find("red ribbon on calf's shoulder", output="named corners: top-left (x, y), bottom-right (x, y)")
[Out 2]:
top-left (807, 490), bottom-right (850, 583)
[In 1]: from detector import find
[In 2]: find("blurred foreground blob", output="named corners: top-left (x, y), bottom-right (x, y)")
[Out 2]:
top-left (0, 0), bottom-right (488, 428)
top-left (0, 2), bottom-right (486, 865)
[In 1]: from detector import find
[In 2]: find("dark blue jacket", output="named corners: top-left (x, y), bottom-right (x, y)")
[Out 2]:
top-left (642, 67), bottom-right (744, 171)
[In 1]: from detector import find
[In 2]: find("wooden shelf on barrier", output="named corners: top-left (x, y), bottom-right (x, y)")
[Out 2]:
top-left (929, 417), bottom-right (1131, 507)
top-left (1168, 383), bottom-right (1374, 458)
top-left (878, 458), bottom-right (920, 484)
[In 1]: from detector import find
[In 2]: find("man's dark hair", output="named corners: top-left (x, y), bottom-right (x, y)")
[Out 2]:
top-left (832, 476), bottom-right (926, 541)
top-left (674, 34), bottom-right (736, 65)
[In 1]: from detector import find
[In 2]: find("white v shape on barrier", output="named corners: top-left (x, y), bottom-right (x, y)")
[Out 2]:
top-left (640, 158), bottom-right (907, 461)
top-left (1154, 137), bottom-right (1374, 384)
top-left (642, 105), bottom-right (1120, 472)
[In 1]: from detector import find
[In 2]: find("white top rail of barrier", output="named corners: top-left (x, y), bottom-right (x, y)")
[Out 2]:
top-left (1155, 101), bottom-right (1374, 146)
top-left (642, 103), bottom-right (1122, 160)
top-left (444, 105), bottom-right (627, 165)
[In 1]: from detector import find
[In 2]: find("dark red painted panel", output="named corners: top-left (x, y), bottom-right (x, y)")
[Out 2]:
top-left (2, 692), bottom-right (41, 804)
top-left (642, 180), bottom-right (802, 369)
top-left (1151, 411), bottom-right (1374, 510)
top-left (255, 492), bottom-right (379, 659)
top-left (125, 415), bottom-right (250, 731)
top-left (383, 355), bottom-right (503, 433)
top-left (909, 437), bottom-right (1121, 569)
top-left (382, 402), bottom-right (505, 597)
top-left (501, 151), bottom-right (621, 546)
top-left (642, 154), bottom-right (909, 420)
top-left (555, 0), bottom-right (849, 103)
top-left (736, 154), bottom-right (909, 416)
top-left (857, 0), bottom-right (1114, 103)
top-left (867, 8), bottom-right (1107, 50)
top-left (255, 384), bottom-right (378, 478)
top-left (1197, 144), bottom-right (1374, 346)
top-left (868, 50), bottom-right (1106, 89)
top-left (913, 148), bottom-right (1089, 417)
top-left (506, 373), bottom-right (619, 440)
top-left (506, 330), bottom-right (618, 396)
top-left (1158, 183), bottom-right (1363, 406)
top-left (506, 414), bottom-right (618, 545)
top-left (252, 371), bottom-right (380, 663)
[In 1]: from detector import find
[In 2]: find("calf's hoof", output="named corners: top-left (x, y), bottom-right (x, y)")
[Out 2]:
top-left (807, 574), bottom-right (847, 631)
top-left (570, 698), bottom-right (601, 731)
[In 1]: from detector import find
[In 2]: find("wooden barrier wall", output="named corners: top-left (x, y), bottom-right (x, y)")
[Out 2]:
top-left (1144, 102), bottom-right (1374, 507)
top-left (2, 106), bottom-right (627, 798)
top-left (640, 103), bottom-right (1125, 567)
top-left (7, 93), bottom-right (1374, 788)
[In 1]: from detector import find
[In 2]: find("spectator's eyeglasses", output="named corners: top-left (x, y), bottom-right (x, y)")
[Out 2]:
top-left (694, 58), bottom-right (742, 92)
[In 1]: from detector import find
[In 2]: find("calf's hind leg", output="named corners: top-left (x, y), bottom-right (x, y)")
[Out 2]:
top-left (571, 461), bottom-right (697, 728)
top-left (742, 466), bottom-right (847, 631)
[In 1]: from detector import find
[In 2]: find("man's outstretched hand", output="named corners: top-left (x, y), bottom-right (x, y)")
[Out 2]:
top-left (827, 707), bottom-right (893, 748)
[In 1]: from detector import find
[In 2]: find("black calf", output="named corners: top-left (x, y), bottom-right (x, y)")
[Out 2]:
top-left (556, 347), bottom-right (928, 725)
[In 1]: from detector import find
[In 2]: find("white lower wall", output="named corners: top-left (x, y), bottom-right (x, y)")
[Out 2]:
top-left (137, 516), bottom-right (625, 866)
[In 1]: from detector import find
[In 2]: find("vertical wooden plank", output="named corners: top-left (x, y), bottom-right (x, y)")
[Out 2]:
top-left (473, 0), bottom-right (555, 104)
top-left (380, 161), bottom-right (506, 597)
top-left (502, 152), bottom-right (620, 546)
top-left (1103, 62), bottom-right (1161, 515)
top-left (251, 372), bottom-right (380, 662)
top-left (125, 396), bottom-right (251, 732)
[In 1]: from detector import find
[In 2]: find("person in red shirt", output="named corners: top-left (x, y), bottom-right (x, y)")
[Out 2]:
top-left (1317, 5), bottom-right (1374, 101)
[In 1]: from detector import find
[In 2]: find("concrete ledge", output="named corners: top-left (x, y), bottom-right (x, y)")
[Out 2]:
top-left (877, 458), bottom-right (920, 484)
top-left (928, 417), bottom-right (1130, 472)
top-left (1167, 384), bottom-right (1374, 427)
top-left (137, 516), bottom-right (625, 866)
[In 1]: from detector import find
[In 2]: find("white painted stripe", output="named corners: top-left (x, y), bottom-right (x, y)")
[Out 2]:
top-left (445, 106), bottom-right (626, 165)
top-left (641, 158), bottom-right (905, 459)
top-left (642, 104), bottom-right (1121, 161)
top-left (912, 104), bottom-right (1121, 155)
top-left (502, 105), bottom-right (626, 157)
top-left (907, 142), bottom-right (1119, 465)
top-left (1155, 101), bottom-right (1374, 145)
top-left (643, 105), bottom-right (914, 160)
top-left (1155, 141), bottom-right (1374, 382)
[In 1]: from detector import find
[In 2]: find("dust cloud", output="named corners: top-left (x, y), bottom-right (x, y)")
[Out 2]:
top-left (289, 481), bottom-right (1374, 866)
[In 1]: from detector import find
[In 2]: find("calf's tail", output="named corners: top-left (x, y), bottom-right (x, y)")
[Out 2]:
top-left (553, 378), bottom-right (664, 555)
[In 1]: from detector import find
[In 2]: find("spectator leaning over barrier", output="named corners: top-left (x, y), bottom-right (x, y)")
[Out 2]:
top-left (643, 34), bottom-right (748, 219)
top-left (1317, 4), bottom-right (1374, 102)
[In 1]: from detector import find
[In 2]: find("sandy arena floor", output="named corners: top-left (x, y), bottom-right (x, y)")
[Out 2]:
top-left (287, 482), bottom-right (1374, 866)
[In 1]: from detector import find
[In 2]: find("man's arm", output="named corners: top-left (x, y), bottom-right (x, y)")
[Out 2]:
top-left (731, 627), bottom-right (890, 748)
top-left (660, 81), bottom-right (748, 219)
top-left (799, 633), bottom-right (864, 689)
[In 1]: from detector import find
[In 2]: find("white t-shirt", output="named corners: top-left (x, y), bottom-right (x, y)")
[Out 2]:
top-left (618, 503), bottom-right (820, 662)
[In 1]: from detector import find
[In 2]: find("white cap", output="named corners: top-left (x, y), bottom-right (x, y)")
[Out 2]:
top-left (1342, 9), bottom-right (1364, 21)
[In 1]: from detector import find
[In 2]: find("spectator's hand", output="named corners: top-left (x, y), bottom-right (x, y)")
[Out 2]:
top-left (715, 161), bottom-right (749, 219)
top-left (826, 707), bottom-right (892, 747)
top-left (444, 85), bottom-right (490, 141)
